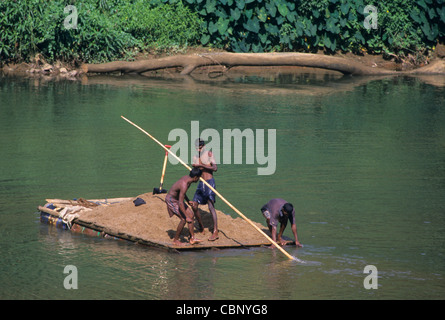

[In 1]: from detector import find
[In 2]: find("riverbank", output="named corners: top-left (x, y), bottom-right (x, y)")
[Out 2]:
top-left (2, 44), bottom-right (445, 79)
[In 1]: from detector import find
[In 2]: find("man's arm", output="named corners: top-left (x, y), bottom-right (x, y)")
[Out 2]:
top-left (193, 162), bottom-right (216, 171)
top-left (207, 152), bottom-right (217, 172)
top-left (277, 222), bottom-right (287, 246)
top-left (270, 225), bottom-right (277, 243)
top-left (184, 194), bottom-right (191, 205)
top-left (178, 186), bottom-right (192, 223)
top-left (192, 152), bottom-right (217, 172)
top-left (291, 223), bottom-right (302, 247)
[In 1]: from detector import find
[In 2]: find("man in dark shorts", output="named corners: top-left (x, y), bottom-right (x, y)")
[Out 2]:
top-left (190, 138), bottom-right (219, 241)
top-left (261, 198), bottom-right (302, 247)
top-left (166, 167), bottom-right (203, 246)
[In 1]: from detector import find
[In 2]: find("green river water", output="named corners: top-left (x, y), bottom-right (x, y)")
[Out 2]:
top-left (0, 71), bottom-right (444, 300)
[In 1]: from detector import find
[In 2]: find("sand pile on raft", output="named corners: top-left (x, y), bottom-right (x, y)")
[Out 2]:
top-left (76, 192), bottom-right (273, 249)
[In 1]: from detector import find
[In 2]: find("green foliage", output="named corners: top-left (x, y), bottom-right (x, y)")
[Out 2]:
top-left (118, 0), bottom-right (204, 51)
top-left (366, 1), bottom-right (423, 57)
top-left (0, 0), bottom-right (202, 64)
top-left (0, 0), bottom-right (64, 62)
top-left (0, 0), bottom-right (137, 63)
top-left (411, 0), bottom-right (445, 43)
top-left (177, 0), bottom-right (445, 57)
top-left (64, 1), bottom-right (138, 63)
top-left (1, 0), bottom-right (444, 64)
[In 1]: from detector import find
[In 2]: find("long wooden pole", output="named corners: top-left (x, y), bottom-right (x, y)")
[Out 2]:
top-left (121, 116), bottom-right (299, 261)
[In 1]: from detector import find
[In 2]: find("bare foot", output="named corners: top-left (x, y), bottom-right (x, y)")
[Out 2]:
top-left (172, 239), bottom-right (186, 246)
top-left (208, 231), bottom-right (219, 241)
top-left (189, 237), bottom-right (202, 245)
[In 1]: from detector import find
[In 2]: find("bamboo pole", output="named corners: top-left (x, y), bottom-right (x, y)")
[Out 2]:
top-left (121, 115), bottom-right (300, 261)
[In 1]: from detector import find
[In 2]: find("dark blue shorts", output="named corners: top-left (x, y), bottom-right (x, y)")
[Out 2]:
top-left (192, 178), bottom-right (216, 205)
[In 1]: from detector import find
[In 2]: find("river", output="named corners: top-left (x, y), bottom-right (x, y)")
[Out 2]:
top-left (0, 71), bottom-right (444, 300)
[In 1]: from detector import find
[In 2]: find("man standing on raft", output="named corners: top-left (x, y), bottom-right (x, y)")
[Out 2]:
top-left (261, 198), bottom-right (302, 247)
top-left (190, 138), bottom-right (219, 241)
top-left (166, 168), bottom-right (203, 246)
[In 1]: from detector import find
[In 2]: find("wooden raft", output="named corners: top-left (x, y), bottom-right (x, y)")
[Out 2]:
top-left (38, 193), bottom-right (284, 252)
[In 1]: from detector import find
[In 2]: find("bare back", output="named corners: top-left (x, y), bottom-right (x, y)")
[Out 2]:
top-left (167, 175), bottom-right (191, 202)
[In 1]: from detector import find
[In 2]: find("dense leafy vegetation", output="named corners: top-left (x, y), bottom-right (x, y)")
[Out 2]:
top-left (0, 0), bottom-right (444, 64)
top-left (178, 0), bottom-right (444, 57)
top-left (0, 0), bottom-right (202, 63)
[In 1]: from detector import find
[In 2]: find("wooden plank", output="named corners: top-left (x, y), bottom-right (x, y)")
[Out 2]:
top-left (45, 197), bottom-right (134, 205)
top-left (38, 205), bottom-right (61, 216)
top-left (38, 198), bottom-right (286, 252)
top-left (38, 205), bottom-right (177, 252)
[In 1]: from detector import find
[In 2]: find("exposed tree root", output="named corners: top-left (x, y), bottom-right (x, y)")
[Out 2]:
top-left (80, 52), bottom-right (389, 75)
top-left (81, 52), bottom-right (445, 77)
